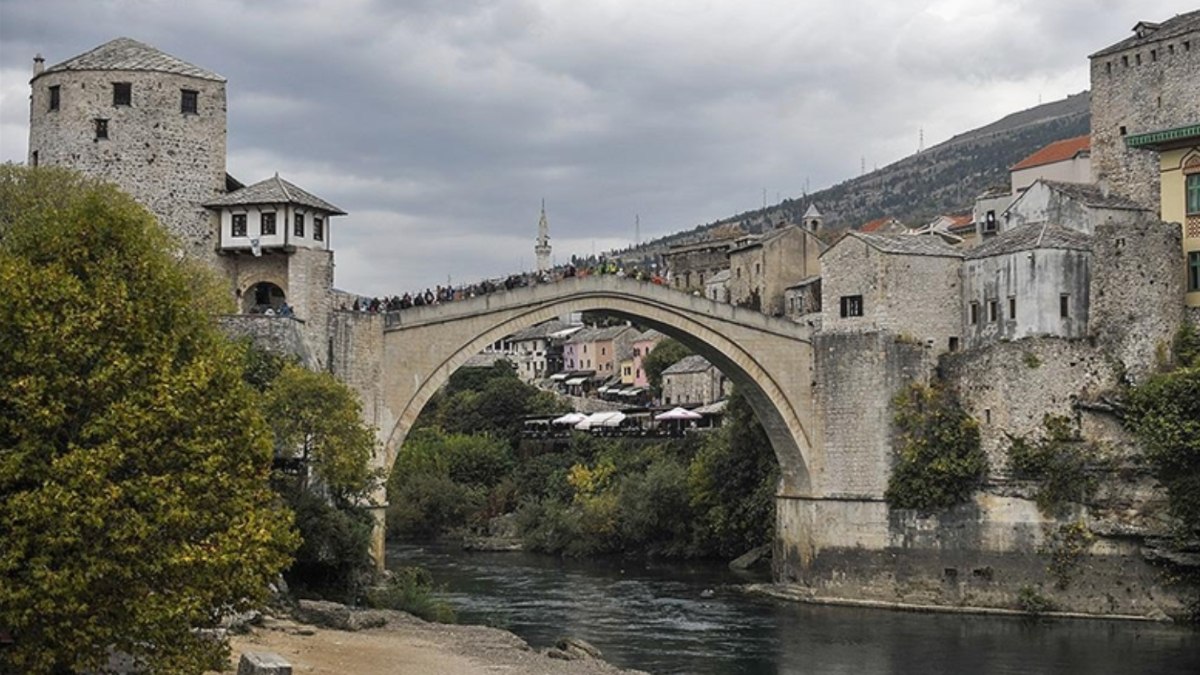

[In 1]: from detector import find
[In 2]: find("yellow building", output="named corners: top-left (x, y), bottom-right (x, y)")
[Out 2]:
top-left (1125, 124), bottom-right (1200, 306)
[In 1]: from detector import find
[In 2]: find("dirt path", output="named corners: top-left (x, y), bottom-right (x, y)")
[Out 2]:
top-left (219, 612), bottom-right (647, 675)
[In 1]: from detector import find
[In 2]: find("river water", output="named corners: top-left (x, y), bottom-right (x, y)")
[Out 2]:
top-left (389, 543), bottom-right (1200, 674)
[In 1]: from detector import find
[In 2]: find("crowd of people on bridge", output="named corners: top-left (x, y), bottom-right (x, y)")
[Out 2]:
top-left (340, 257), bottom-right (671, 314)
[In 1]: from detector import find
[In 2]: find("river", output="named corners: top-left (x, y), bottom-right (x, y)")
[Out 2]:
top-left (389, 543), bottom-right (1200, 675)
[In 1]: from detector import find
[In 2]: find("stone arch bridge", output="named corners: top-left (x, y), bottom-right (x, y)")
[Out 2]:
top-left (328, 275), bottom-right (890, 572)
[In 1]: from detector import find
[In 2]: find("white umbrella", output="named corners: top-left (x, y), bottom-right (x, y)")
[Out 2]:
top-left (575, 411), bottom-right (625, 430)
top-left (655, 407), bottom-right (703, 421)
top-left (552, 412), bottom-right (587, 426)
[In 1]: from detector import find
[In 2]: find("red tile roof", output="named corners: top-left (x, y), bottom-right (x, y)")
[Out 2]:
top-left (948, 214), bottom-right (973, 227)
top-left (1010, 135), bottom-right (1090, 172)
top-left (861, 217), bottom-right (899, 233)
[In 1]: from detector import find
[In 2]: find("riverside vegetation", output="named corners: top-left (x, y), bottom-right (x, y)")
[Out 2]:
top-left (0, 166), bottom-right (451, 674)
top-left (387, 361), bottom-right (780, 561)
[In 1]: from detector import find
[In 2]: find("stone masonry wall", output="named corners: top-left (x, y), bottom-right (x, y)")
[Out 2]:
top-left (813, 331), bottom-right (933, 499)
top-left (1090, 25), bottom-right (1200, 209)
top-left (821, 238), bottom-right (962, 353)
top-left (28, 68), bottom-right (227, 266)
top-left (216, 315), bottom-right (315, 368)
top-left (1090, 219), bottom-right (1185, 381)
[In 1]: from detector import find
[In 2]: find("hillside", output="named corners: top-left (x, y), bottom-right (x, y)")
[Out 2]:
top-left (622, 91), bottom-right (1091, 255)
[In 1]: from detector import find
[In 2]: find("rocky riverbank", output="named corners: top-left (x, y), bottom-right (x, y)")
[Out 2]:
top-left (214, 602), bottom-right (646, 675)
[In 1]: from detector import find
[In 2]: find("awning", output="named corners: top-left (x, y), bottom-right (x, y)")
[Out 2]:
top-left (565, 377), bottom-right (587, 386)
top-left (552, 412), bottom-right (587, 426)
top-left (620, 388), bottom-right (643, 396)
top-left (655, 407), bottom-right (703, 421)
top-left (576, 411), bottom-right (626, 430)
top-left (550, 373), bottom-right (569, 381)
top-left (597, 386), bottom-right (612, 394)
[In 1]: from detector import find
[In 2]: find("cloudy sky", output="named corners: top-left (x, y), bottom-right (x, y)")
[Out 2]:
top-left (0, 0), bottom-right (1193, 295)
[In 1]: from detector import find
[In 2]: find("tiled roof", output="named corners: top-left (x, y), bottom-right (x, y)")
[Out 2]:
top-left (662, 354), bottom-right (713, 375)
top-left (1091, 10), bottom-right (1200, 58)
top-left (1010, 135), bottom-right (1090, 171)
top-left (966, 222), bottom-right (1092, 259)
top-left (510, 319), bottom-right (573, 341)
top-left (1038, 180), bottom-right (1149, 211)
top-left (707, 269), bottom-right (732, 284)
top-left (861, 217), bottom-right (901, 233)
top-left (836, 232), bottom-right (964, 258)
top-left (204, 175), bottom-right (346, 215)
top-left (565, 325), bottom-right (632, 344)
top-left (41, 37), bottom-right (224, 82)
top-left (633, 329), bottom-right (666, 343)
top-left (785, 275), bottom-right (820, 290)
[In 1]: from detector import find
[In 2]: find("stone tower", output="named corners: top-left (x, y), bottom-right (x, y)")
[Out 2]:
top-left (803, 203), bottom-right (823, 232)
top-left (535, 200), bottom-right (552, 273)
top-left (27, 38), bottom-right (229, 266)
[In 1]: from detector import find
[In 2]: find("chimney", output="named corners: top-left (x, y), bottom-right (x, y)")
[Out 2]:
top-left (33, 54), bottom-right (44, 76)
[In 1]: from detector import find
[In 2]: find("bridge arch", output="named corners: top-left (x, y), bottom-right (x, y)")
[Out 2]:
top-left (373, 276), bottom-right (819, 499)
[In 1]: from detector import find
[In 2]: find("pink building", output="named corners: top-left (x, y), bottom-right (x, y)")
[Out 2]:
top-left (630, 329), bottom-right (665, 388)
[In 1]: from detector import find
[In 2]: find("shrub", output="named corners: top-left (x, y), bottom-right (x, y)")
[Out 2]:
top-left (364, 566), bottom-right (456, 623)
top-left (1007, 415), bottom-right (1101, 515)
top-left (284, 490), bottom-right (374, 600)
top-left (1040, 520), bottom-right (1093, 590)
top-left (885, 382), bottom-right (987, 511)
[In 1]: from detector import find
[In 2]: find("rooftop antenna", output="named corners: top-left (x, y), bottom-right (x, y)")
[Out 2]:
top-left (762, 188), bottom-right (767, 211)
top-left (918, 127), bottom-right (924, 153)
top-left (861, 156), bottom-right (866, 175)
top-left (635, 213), bottom-right (640, 247)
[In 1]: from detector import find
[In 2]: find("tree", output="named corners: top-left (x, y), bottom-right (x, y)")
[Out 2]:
top-left (263, 363), bottom-right (378, 507)
top-left (0, 166), bottom-right (297, 674)
top-left (642, 338), bottom-right (693, 392)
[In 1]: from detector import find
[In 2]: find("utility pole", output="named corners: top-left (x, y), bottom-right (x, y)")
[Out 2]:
top-left (635, 213), bottom-right (640, 247)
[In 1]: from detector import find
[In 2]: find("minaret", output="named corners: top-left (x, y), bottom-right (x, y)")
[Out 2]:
top-left (803, 203), bottom-right (823, 232)
top-left (535, 200), bottom-right (552, 273)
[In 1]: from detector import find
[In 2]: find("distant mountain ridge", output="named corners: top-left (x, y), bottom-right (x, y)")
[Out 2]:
top-left (624, 91), bottom-right (1091, 255)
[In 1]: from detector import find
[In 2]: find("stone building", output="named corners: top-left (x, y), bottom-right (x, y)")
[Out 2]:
top-left (961, 223), bottom-right (1093, 349)
top-left (1010, 134), bottom-right (1092, 194)
top-left (783, 277), bottom-right (821, 319)
top-left (1089, 10), bottom-right (1200, 209)
top-left (1127, 132), bottom-right (1200, 306)
top-left (1005, 179), bottom-right (1151, 234)
top-left (660, 355), bottom-right (729, 407)
top-left (661, 236), bottom-right (741, 293)
top-left (27, 38), bottom-right (228, 265)
top-left (819, 232), bottom-right (963, 353)
top-left (562, 325), bottom-right (635, 377)
top-left (26, 37), bottom-right (349, 367)
top-left (727, 223), bottom-right (824, 315)
top-left (505, 319), bottom-right (577, 382)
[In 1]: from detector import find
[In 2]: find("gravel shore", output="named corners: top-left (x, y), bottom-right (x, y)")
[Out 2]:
top-left (218, 609), bottom-right (649, 675)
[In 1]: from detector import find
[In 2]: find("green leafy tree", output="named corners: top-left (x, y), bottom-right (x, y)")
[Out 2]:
top-left (264, 363), bottom-right (378, 507)
top-left (1126, 366), bottom-right (1200, 536)
top-left (0, 166), bottom-right (297, 674)
top-left (884, 382), bottom-right (988, 511)
top-left (642, 338), bottom-right (693, 392)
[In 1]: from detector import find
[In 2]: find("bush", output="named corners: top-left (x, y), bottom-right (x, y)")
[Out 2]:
top-left (1007, 415), bottom-right (1100, 515)
top-left (1125, 366), bottom-right (1200, 537)
top-left (388, 473), bottom-right (483, 539)
top-left (885, 382), bottom-right (987, 511)
top-left (284, 490), bottom-right (374, 600)
top-left (364, 566), bottom-right (456, 623)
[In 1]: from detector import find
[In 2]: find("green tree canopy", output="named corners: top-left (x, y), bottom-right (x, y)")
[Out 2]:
top-left (642, 338), bottom-right (693, 392)
top-left (264, 362), bottom-right (378, 506)
top-left (0, 166), bottom-right (297, 674)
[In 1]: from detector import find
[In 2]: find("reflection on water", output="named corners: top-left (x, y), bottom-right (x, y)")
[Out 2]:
top-left (389, 543), bottom-right (1200, 675)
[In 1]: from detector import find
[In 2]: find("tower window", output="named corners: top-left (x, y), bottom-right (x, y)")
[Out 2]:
top-left (31, 151), bottom-right (38, 167)
top-left (1008, 296), bottom-right (1016, 320)
top-left (294, 213), bottom-right (305, 237)
top-left (1060, 295), bottom-right (1070, 319)
top-left (112, 82), bottom-right (131, 106)
top-left (839, 295), bottom-right (863, 318)
top-left (313, 216), bottom-right (324, 241)
top-left (48, 85), bottom-right (60, 111)
top-left (261, 212), bottom-right (277, 235)
top-left (1189, 252), bottom-right (1200, 293)
top-left (94, 118), bottom-right (108, 140)
top-left (988, 300), bottom-right (998, 323)
top-left (181, 89), bottom-right (198, 114)
top-left (231, 214), bottom-right (247, 237)
top-left (969, 302), bottom-right (979, 325)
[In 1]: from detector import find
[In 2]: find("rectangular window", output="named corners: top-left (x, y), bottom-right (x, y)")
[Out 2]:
top-left (48, 85), bottom-right (60, 111)
top-left (1186, 174), bottom-right (1200, 215)
top-left (31, 151), bottom-right (38, 167)
top-left (294, 213), bottom-right (305, 237)
top-left (988, 300), bottom-right (998, 322)
top-left (970, 302), bottom-right (979, 325)
top-left (1189, 251), bottom-right (1200, 293)
top-left (1008, 296), bottom-right (1016, 320)
top-left (94, 118), bottom-right (108, 140)
top-left (181, 89), bottom-right (199, 114)
top-left (260, 212), bottom-right (276, 235)
top-left (1060, 294), bottom-right (1070, 319)
top-left (948, 337), bottom-right (960, 352)
top-left (839, 295), bottom-right (863, 318)
top-left (113, 82), bottom-right (131, 106)
top-left (231, 213), bottom-right (247, 237)
top-left (313, 216), bottom-right (324, 241)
